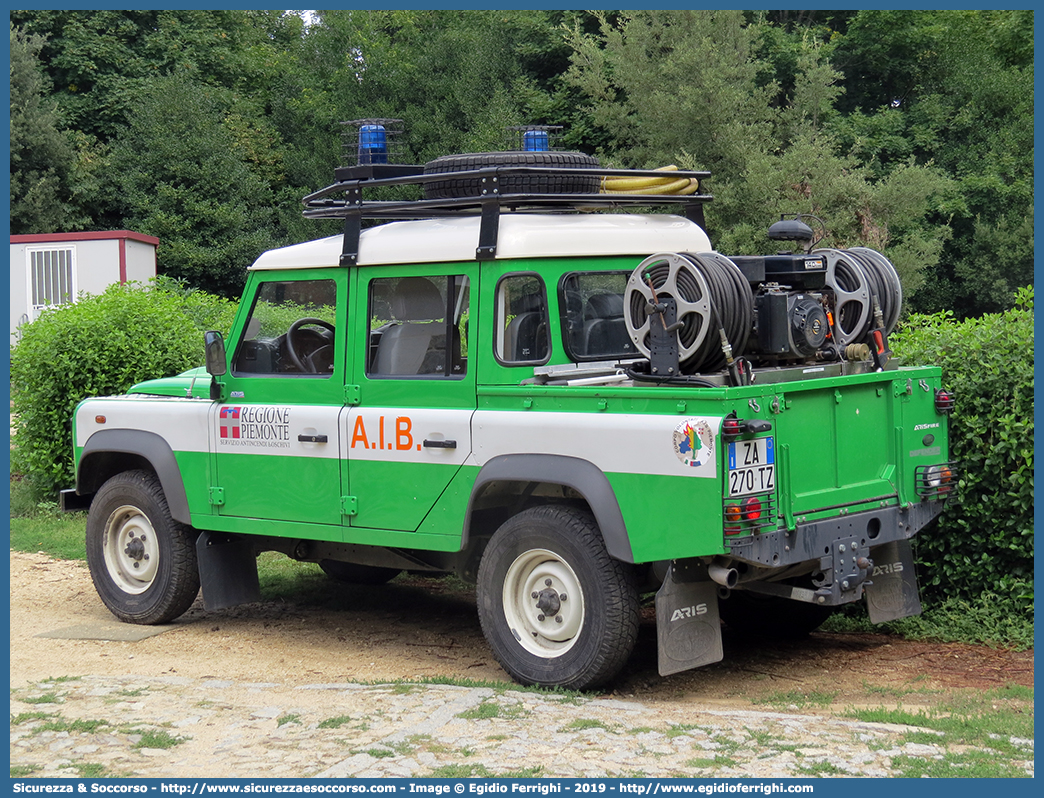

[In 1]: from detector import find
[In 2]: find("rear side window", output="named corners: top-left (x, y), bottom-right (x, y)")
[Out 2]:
top-left (495, 274), bottom-right (550, 365)
top-left (366, 275), bottom-right (469, 378)
top-left (559, 271), bottom-right (636, 361)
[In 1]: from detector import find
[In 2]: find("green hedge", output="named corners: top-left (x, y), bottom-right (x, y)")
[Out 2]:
top-left (10, 281), bottom-right (237, 497)
top-left (890, 286), bottom-right (1034, 610)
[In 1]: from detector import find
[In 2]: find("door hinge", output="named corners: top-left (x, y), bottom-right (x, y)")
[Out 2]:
top-left (209, 487), bottom-right (225, 507)
top-left (341, 495), bottom-right (358, 517)
top-left (345, 384), bottom-right (361, 406)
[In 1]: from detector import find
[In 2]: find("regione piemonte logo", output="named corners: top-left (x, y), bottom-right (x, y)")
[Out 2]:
top-left (219, 406), bottom-right (242, 439)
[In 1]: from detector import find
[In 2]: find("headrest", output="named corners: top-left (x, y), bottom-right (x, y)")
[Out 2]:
top-left (391, 277), bottom-right (444, 321)
top-left (586, 292), bottom-right (624, 319)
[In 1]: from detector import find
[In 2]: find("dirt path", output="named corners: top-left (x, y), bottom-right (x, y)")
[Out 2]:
top-left (9, 550), bottom-right (1035, 779)
top-left (9, 550), bottom-right (1032, 700)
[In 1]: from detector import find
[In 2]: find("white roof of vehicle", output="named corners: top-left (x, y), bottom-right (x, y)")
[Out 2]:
top-left (250, 214), bottom-right (713, 270)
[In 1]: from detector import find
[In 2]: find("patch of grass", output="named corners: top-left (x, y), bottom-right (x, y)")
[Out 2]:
top-left (256, 553), bottom-right (327, 601)
top-left (317, 715), bottom-right (353, 730)
top-left (844, 684), bottom-right (1033, 754)
top-left (562, 718), bottom-right (616, 733)
top-left (627, 726), bottom-right (657, 735)
top-left (685, 755), bottom-right (736, 769)
top-left (795, 760), bottom-right (846, 777)
top-left (276, 713), bottom-right (302, 727)
top-left (369, 675), bottom-right (584, 700)
top-left (665, 723), bottom-right (705, 739)
top-left (63, 762), bottom-right (112, 778)
top-left (134, 730), bottom-right (187, 749)
top-left (11, 711), bottom-right (54, 726)
top-left (456, 698), bottom-right (528, 721)
top-left (42, 675), bottom-right (81, 684)
top-left (40, 717), bottom-right (110, 734)
top-left (429, 764), bottom-right (493, 778)
top-left (860, 680), bottom-right (938, 699)
top-left (710, 735), bottom-right (743, 754)
top-left (745, 727), bottom-right (783, 746)
top-left (21, 693), bottom-right (61, 704)
top-left (9, 514), bottom-right (88, 560)
top-left (892, 750), bottom-right (1031, 778)
top-left (364, 748), bottom-right (397, 759)
top-left (10, 764), bottom-right (43, 777)
top-left (428, 764), bottom-right (543, 778)
top-left (752, 690), bottom-right (837, 709)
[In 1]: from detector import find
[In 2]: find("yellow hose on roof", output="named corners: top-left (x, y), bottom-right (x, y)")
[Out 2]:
top-left (600, 165), bottom-right (700, 196)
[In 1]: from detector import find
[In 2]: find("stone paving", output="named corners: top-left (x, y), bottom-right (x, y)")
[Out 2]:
top-left (10, 674), bottom-right (1034, 779)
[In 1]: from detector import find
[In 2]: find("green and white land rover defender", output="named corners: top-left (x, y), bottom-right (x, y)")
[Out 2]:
top-left (67, 148), bottom-right (956, 690)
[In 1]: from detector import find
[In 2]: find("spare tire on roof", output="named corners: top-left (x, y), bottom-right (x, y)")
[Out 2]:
top-left (423, 151), bottom-right (601, 200)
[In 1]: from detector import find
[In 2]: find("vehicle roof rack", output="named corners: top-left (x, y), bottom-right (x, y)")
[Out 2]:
top-left (302, 163), bottom-right (713, 266)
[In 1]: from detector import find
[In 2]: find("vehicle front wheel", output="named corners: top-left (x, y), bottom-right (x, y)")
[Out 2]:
top-left (85, 470), bottom-right (200, 624)
top-left (476, 506), bottom-right (639, 691)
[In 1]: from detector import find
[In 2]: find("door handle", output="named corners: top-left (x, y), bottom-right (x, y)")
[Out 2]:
top-left (423, 438), bottom-right (456, 449)
top-left (298, 434), bottom-right (328, 443)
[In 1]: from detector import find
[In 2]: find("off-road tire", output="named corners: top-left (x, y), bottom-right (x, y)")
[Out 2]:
top-left (476, 505), bottom-right (639, 691)
top-left (85, 470), bottom-right (200, 624)
top-left (318, 560), bottom-right (401, 586)
top-left (719, 591), bottom-right (834, 639)
top-left (423, 151), bottom-right (601, 200)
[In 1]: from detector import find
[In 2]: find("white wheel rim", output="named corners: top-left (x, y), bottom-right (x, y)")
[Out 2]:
top-left (502, 548), bottom-right (585, 658)
top-left (101, 505), bottom-right (160, 595)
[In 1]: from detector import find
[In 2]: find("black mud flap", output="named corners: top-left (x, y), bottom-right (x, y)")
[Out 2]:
top-left (864, 539), bottom-right (922, 623)
top-left (196, 531), bottom-right (261, 611)
top-left (655, 563), bottom-right (723, 676)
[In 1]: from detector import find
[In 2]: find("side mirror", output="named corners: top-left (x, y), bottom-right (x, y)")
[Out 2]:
top-left (204, 331), bottom-right (227, 376)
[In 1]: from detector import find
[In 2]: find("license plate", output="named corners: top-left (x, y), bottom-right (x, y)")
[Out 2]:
top-left (727, 437), bottom-right (776, 497)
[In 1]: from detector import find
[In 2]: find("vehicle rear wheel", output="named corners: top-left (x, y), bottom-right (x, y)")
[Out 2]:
top-left (318, 560), bottom-right (401, 585)
top-left (719, 591), bottom-right (834, 638)
top-left (476, 505), bottom-right (639, 690)
top-left (86, 470), bottom-right (200, 624)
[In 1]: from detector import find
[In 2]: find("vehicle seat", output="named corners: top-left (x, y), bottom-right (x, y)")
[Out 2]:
top-left (583, 292), bottom-right (630, 356)
top-left (373, 277), bottom-right (446, 375)
top-left (503, 293), bottom-right (548, 362)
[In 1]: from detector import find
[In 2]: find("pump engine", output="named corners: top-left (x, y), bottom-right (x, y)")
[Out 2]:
top-left (623, 218), bottom-right (903, 378)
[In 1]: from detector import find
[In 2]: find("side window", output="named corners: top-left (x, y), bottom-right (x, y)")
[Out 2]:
top-left (495, 274), bottom-right (550, 365)
top-left (559, 271), bottom-right (635, 361)
top-left (367, 275), bottom-right (469, 378)
top-left (232, 279), bottom-right (337, 376)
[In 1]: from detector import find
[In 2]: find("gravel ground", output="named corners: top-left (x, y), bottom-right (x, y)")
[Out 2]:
top-left (9, 550), bottom-right (1034, 780)
top-left (11, 674), bottom-right (1002, 779)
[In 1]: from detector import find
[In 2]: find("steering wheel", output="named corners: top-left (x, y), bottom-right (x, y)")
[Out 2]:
top-left (286, 317), bottom-right (336, 373)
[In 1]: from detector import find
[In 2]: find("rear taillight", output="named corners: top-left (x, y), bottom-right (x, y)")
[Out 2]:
top-left (724, 503), bottom-right (743, 535)
top-left (915, 463), bottom-right (958, 500)
top-left (722, 416), bottom-right (743, 439)
top-left (742, 496), bottom-right (762, 521)
top-left (721, 413), bottom-right (772, 441)
top-left (935, 388), bottom-right (955, 415)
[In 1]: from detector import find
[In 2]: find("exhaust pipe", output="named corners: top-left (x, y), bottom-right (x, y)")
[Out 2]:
top-left (709, 558), bottom-right (738, 589)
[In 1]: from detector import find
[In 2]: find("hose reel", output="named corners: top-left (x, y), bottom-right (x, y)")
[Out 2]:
top-left (817, 247), bottom-right (902, 347)
top-left (625, 252), bottom-right (752, 375)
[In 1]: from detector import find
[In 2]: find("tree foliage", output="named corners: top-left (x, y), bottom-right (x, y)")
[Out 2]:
top-left (9, 23), bottom-right (85, 234)
top-left (108, 74), bottom-right (277, 295)
top-left (9, 8), bottom-right (1031, 311)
